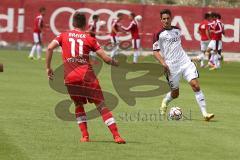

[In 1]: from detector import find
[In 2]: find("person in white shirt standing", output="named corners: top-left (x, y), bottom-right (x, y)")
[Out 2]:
top-left (153, 9), bottom-right (214, 121)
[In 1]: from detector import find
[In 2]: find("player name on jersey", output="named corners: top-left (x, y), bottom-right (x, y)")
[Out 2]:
top-left (69, 33), bottom-right (86, 38)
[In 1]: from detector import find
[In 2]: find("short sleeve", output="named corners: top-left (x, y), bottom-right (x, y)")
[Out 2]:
top-left (201, 24), bottom-right (206, 30)
top-left (53, 33), bottom-right (63, 46)
top-left (152, 33), bottom-right (160, 51)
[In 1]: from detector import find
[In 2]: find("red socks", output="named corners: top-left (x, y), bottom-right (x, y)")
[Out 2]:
top-left (100, 107), bottom-right (120, 137)
top-left (75, 106), bottom-right (89, 137)
top-left (75, 106), bottom-right (120, 138)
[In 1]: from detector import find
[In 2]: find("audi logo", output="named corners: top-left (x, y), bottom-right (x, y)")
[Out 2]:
top-left (50, 7), bottom-right (131, 41)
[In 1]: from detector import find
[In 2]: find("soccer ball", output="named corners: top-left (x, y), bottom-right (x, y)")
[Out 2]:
top-left (168, 107), bottom-right (183, 120)
top-left (135, 15), bottom-right (142, 21)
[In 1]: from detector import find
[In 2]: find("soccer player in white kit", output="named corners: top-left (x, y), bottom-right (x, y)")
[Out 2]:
top-left (153, 9), bottom-right (214, 121)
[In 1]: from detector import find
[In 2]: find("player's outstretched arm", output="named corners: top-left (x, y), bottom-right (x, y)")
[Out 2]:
top-left (153, 51), bottom-right (170, 75)
top-left (121, 22), bottom-right (133, 32)
top-left (96, 48), bottom-right (118, 66)
top-left (46, 40), bottom-right (59, 80)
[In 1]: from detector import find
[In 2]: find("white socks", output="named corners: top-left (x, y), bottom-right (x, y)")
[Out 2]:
top-left (133, 50), bottom-right (139, 63)
top-left (210, 53), bottom-right (221, 68)
top-left (199, 52), bottom-right (205, 67)
top-left (36, 44), bottom-right (42, 59)
top-left (164, 92), bottom-right (173, 104)
top-left (29, 44), bottom-right (42, 59)
top-left (163, 90), bottom-right (208, 117)
top-left (216, 54), bottom-right (221, 68)
top-left (195, 90), bottom-right (208, 117)
top-left (111, 45), bottom-right (119, 58)
top-left (29, 44), bottom-right (37, 57)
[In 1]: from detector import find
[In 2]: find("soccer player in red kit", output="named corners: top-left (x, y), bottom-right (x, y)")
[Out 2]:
top-left (121, 12), bottom-right (141, 63)
top-left (46, 12), bottom-right (126, 144)
top-left (110, 13), bottom-right (124, 58)
top-left (196, 12), bottom-right (211, 67)
top-left (29, 7), bottom-right (46, 60)
top-left (205, 12), bottom-right (224, 69)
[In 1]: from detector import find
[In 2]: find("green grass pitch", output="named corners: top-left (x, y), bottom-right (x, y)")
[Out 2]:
top-left (1, 49), bottom-right (240, 160)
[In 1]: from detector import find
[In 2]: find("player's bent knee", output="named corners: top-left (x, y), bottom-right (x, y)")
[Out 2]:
top-left (172, 94), bottom-right (179, 99)
top-left (171, 91), bottom-right (179, 99)
top-left (191, 84), bottom-right (200, 92)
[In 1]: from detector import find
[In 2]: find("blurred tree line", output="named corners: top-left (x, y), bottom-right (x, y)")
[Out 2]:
top-left (74, 0), bottom-right (240, 8)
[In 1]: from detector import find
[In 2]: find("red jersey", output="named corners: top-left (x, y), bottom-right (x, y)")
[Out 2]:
top-left (33, 14), bottom-right (44, 33)
top-left (54, 29), bottom-right (101, 84)
top-left (198, 19), bottom-right (210, 41)
top-left (88, 21), bottom-right (97, 37)
top-left (111, 19), bottom-right (121, 37)
top-left (209, 19), bottom-right (224, 40)
top-left (121, 20), bottom-right (140, 39)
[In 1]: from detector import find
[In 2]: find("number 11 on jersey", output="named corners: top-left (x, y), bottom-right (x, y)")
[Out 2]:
top-left (68, 38), bottom-right (83, 57)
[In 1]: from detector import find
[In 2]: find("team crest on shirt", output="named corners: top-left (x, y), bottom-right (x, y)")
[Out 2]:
top-left (175, 31), bottom-right (178, 35)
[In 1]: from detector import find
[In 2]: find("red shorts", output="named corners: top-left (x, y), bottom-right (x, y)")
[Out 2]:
top-left (65, 75), bottom-right (104, 105)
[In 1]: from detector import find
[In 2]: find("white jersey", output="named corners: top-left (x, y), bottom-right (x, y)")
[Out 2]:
top-left (153, 26), bottom-right (191, 68)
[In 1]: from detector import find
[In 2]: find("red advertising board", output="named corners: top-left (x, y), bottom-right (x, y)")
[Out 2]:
top-left (0, 0), bottom-right (239, 52)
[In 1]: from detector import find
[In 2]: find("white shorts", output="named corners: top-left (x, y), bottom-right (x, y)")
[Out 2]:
top-left (208, 40), bottom-right (222, 51)
top-left (167, 62), bottom-right (199, 90)
top-left (132, 39), bottom-right (140, 49)
top-left (110, 36), bottom-right (119, 45)
top-left (200, 40), bottom-right (210, 52)
top-left (33, 32), bottom-right (42, 43)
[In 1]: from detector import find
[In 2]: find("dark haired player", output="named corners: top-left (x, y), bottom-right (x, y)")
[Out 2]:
top-left (206, 12), bottom-right (224, 70)
top-left (46, 12), bottom-right (126, 144)
top-left (153, 9), bottom-right (214, 121)
top-left (29, 7), bottom-right (46, 60)
top-left (196, 12), bottom-right (212, 67)
top-left (121, 12), bottom-right (141, 63)
top-left (110, 13), bottom-right (124, 58)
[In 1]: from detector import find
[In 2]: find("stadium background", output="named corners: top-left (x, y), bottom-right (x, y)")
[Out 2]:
top-left (1, 0), bottom-right (240, 52)
top-left (1, 1), bottom-right (240, 160)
